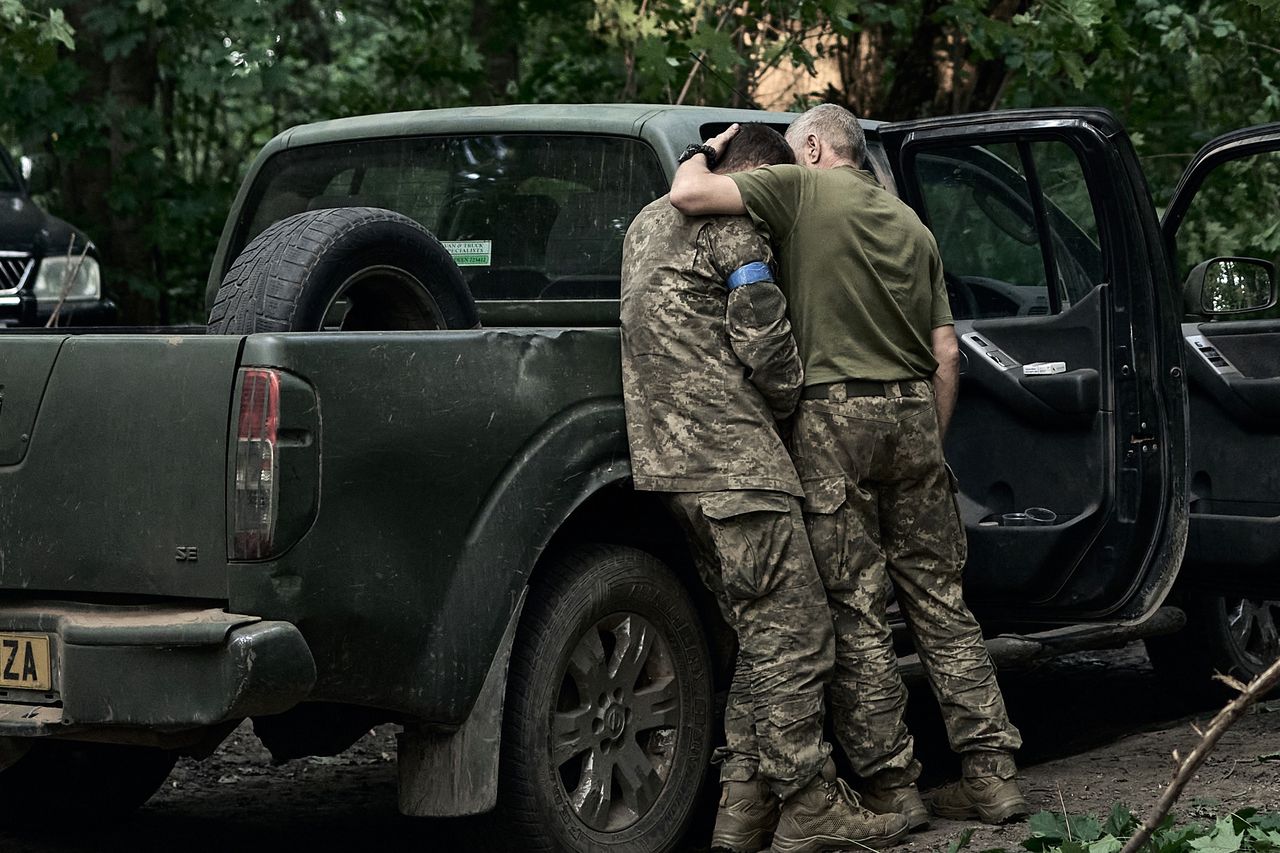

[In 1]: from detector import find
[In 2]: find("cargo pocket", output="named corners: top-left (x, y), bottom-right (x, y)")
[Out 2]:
top-left (697, 491), bottom-right (792, 601)
top-left (766, 692), bottom-right (824, 736)
top-left (800, 475), bottom-right (851, 590)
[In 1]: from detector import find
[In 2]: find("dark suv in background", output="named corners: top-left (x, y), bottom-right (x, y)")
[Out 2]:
top-left (0, 146), bottom-right (116, 327)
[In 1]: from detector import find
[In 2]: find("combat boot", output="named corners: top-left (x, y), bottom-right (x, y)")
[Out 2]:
top-left (711, 777), bottom-right (779, 853)
top-left (930, 775), bottom-right (1029, 825)
top-left (862, 782), bottom-right (930, 831)
top-left (771, 759), bottom-right (909, 853)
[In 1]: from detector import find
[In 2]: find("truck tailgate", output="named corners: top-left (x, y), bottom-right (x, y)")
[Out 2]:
top-left (0, 334), bottom-right (241, 598)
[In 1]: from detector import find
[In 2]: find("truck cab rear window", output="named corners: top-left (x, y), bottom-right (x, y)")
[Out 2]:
top-left (231, 135), bottom-right (667, 302)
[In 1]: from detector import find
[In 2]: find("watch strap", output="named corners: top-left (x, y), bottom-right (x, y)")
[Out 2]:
top-left (679, 143), bottom-right (718, 169)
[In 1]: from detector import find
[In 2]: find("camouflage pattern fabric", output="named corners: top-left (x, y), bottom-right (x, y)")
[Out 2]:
top-left (789, 380), bottom-right (1022, 785)
top-left (665, 489), bottom-right (835, 798)
top-left (621, 196), bottom-right (804, 497)
top-left (620, 194), bottom-right (835, 797)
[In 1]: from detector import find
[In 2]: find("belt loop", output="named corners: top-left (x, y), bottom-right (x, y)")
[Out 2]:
top-left (886, 381), bottom-right (902, 400)
top-left (830, 382), bottom-right (848, 402)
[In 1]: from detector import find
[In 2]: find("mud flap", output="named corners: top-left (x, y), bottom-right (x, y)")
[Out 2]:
top-left (397, 587), bottom-right (528, 817)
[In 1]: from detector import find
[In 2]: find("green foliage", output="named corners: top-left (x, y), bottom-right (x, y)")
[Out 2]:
top-left (1004, 1), bottom-right (1280, 206)
top-left (951, 827), bottom-right (978, 853)
top-left (946, 807), bottom-right (1280, 853)
top-left (1, 0), bottom-right (1279, 323)
top-left (1, 1), bottom-right (74, 73)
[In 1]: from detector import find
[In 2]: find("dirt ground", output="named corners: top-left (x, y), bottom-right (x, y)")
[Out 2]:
top-left (4, 643), bottom-right (1278, 853)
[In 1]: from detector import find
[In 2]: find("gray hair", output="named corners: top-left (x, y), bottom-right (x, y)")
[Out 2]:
top-left (785, 104), bottom-right (866, 165)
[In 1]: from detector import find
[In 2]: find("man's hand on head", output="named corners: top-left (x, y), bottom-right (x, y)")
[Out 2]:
top-left (706, 124), bottom-right (740, 160)
top-left (670, 124), bottom-right (747, 217)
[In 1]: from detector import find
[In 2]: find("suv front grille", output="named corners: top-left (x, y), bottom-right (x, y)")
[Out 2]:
top-left (0, 254), bottom-right (34, 294)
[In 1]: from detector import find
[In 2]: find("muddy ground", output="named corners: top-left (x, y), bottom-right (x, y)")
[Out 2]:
top-left (4, 643), bottom-right (1278, 852)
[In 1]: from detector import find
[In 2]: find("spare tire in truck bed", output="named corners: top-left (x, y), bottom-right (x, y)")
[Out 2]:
top-left (208, 207), bottom-right (478, 333)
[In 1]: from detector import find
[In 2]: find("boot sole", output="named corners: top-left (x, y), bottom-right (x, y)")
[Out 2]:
top-left (712, 827), bottom-right (772, 853)
top-left (769, 823), bottom-right (908, 853)
top-left (931, 798), bottom-right (1030, 825)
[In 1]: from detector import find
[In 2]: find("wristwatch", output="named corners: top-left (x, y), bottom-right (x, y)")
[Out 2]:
top-left (677, 143), bottom-right (718, 169)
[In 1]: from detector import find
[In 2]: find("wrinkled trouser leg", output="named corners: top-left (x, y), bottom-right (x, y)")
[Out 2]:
top-left (880, 392), bottom-right (1021, 777)
top-left (791, 397), bottom-right (918, 785)
top-left (790, 384), bottom-right (1021, 786)
top-left (665, 490), bottom-right (835, 798)
top-left (670, 519), bottom-right (758, 785)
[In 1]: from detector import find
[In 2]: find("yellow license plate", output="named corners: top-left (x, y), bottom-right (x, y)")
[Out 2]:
top-left (0, 634), bottom-right (52, 692)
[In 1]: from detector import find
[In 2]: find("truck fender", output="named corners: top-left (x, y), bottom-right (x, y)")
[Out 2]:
top-left (406, 397), bottom-right (631, 722)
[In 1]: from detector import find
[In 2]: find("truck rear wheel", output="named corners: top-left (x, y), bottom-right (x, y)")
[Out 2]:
top-left (1145, 593), bottom-right (1280, 698)
top-left (207, 207), bottom-right (478, 334)
top-left (0, 738), bottom-right (175, 818)
top-left (489, 544), bottom-right (712, 853)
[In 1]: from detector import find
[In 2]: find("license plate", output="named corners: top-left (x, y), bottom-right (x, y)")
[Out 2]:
top-left (0, 634), bottom-right (52, 692)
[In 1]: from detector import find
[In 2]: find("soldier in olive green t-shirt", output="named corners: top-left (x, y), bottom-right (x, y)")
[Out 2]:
top-left (727, 162), bottom-right (954, 385)
top-left (671, 105), bottom-right (1029, 833)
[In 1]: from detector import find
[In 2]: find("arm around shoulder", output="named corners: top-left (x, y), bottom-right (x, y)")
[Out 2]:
top-left (669, 160), bottom-right (746, 216)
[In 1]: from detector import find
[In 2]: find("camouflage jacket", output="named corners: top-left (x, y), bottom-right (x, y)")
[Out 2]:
top-left (620, 195), bottom-right (804, 496)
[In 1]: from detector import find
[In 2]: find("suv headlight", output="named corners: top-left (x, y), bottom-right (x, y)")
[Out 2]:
top-left (32, 255), bottom-right (101, 302)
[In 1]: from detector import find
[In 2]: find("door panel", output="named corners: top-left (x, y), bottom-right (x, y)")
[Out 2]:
top-left (1164, 126), bottom-right (1280, 591)
top-left (1182, 323), bottom-right (1280, 579)
top-left (879, 108), bottom-right (1188, 625)
top-left (950, 286), bottom-right (1108, 604)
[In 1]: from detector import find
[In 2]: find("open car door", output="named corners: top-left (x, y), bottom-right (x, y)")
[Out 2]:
top-left (877, 108), bottom-right (1187, 627)
top-left (1162, 124), bottom-right (1280, 603)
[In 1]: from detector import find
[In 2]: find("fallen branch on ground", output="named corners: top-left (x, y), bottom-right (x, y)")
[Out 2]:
top-left (1118, 656), bottom-right (1280, 853)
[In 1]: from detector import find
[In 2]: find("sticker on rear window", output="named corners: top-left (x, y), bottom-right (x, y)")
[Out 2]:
top-left (442, 240), bottom-right (492, 267)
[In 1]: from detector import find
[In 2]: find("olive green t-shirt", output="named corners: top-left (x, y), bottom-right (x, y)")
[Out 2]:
top-left (730, 164), bottom-right (952, 384)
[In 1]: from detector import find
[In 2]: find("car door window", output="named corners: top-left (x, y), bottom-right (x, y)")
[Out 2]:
top-left (1174, 148), bottom-right (1280, 320)
top-left (915, 140), bottom-right (1104, 319)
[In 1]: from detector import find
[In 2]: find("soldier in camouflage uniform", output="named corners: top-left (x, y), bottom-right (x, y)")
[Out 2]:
top-left (621, 124), bottom-right (908, 853)
top-left (670, 106), bottom-right (1028, 829)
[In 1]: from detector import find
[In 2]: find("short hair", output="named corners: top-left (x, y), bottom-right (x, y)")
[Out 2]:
top-left (714, 123), bottom-right (796, 173)
top-left (785, 104), bottom-right (866, 165)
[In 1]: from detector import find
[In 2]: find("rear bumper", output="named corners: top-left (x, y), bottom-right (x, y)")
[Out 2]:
top-left (0, 602), bottom-right (315, 736)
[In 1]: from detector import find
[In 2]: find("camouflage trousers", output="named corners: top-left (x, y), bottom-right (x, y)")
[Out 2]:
top-left (790, 380), bottom-right (1022, 785)
top-left (664, 490), bottom-right (835, 798)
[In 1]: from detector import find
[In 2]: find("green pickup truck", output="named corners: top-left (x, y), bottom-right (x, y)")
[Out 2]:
top-left (0, 104), bottom-right (1277, 853)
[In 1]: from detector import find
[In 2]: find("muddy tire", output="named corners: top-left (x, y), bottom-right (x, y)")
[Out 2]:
top-left (485, 545), bottom-right (713, 853)
top-left (0, 739), bottom-right (175, 818)
top-left (207, 207), bottom-right (478, 334)
top-left (1145, 593), bottom-right (1280, 698)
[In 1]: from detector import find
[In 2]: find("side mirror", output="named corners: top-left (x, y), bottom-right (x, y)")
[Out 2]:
top-left (1183, 256), bottom-right (1278, 317)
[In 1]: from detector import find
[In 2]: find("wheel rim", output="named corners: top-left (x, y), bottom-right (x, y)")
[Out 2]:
top-left (320, 265), bottom-right (446, 331)
top-left (1224, 596), bottom-right (1280, 672)
top-left (550, 612), bottom-right (682, 832)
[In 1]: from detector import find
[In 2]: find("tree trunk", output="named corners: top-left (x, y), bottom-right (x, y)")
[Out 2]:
top-left (468, 0), bottom-right (520, 104)
top-left (833, 0), bottom-right (1030, 121)
top-left (59, 3), bottom-right (161, 324)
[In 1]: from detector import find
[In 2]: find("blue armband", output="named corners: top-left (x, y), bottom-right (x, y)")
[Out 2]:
top-left (726, 261), bottom-right (774, 290)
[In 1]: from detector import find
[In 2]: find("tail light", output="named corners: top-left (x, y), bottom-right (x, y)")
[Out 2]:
top-left (233, 368), bottom-right (280, 560)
